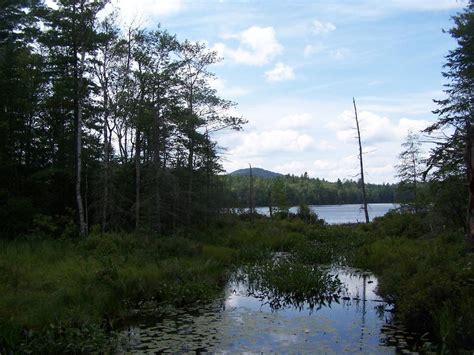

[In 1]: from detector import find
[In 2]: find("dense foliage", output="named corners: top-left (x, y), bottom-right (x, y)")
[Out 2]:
top-left (0, 0), bottom-right (245, 239)
top-left (221, 174), bottom-right (398, 208)
top-left (1, 214), bottom-right (472, 352)
top-left (355, 212), bottom-right (474, 352)
top-left (424, 0), bottom-right (474, 242)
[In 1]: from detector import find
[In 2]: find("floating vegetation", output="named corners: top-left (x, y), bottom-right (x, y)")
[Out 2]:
top-left (123, 265), bottom-right (406, 353)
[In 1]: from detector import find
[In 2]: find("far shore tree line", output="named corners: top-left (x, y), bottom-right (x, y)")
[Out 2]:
top-left (221, 174), bottom-right (400, 211)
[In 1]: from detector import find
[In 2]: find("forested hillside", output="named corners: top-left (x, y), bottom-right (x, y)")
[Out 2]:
top-left (221, 174), bottom-right (398, 208)
top-left (229, 167), bottom-right (283, 178)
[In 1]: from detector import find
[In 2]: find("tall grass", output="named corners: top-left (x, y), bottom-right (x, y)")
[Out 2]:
top-left (1, 214), bottom-right (473, 352)
top-left (353, 215), bottom-right (474, 351)
top-left (0, 218), bottom-right (327, 351)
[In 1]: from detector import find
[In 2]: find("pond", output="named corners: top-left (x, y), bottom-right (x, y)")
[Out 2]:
top-left (121, 263), bottom-right (421, 353)
top-left (254, 203), bottom-right (400, 224)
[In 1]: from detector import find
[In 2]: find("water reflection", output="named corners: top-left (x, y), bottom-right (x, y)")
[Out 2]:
top-left (220, 266), bottom-right (394, 353)
top-left (240, 261), bottom-right (344, 312)
top-left (121, 266), bottom-right (407, 353)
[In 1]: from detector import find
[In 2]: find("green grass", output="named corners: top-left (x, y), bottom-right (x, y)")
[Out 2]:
top-left (0, 232), bottom-right (238, 352)
top-left (0, 218), bottom-right (330, 352)
top-left (244, 258), bottom-right (343, 311)
top-left (352, 214), bottom-right (474, 351)
top-left (1, 214), bottom-right (473, 352)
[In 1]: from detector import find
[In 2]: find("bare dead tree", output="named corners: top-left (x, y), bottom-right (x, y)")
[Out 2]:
top-left (353, 97), bottom-right (370, 223)
top-left (268, 190), bottom-right (273, 218)
top-left (249, 163), bottom-right (255, 214)
top-left (73, 0), bottom-right (88, 237)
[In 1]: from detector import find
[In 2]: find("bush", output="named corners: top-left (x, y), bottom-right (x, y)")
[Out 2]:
top-left (0, 196), bottom-right (35, 239)
top-left (354, 230), bottom-right (474, 351)
top-left (296, 203), bottom-right (325, 225)
top-left (370, 210), bottom-right (428, 239)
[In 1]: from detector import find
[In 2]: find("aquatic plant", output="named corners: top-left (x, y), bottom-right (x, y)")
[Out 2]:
top-left (244, 259), bottom-right (344, 311)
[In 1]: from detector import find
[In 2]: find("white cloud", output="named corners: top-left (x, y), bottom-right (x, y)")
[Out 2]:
top-left (216, 95), bottom-right (436, 183)
top-left (328, 109), bottom-right (431, 144)
top-left (45, 0), bottom-right (58, 9)
top-left (276, 113), bottom-right (312, 129)
top-left (313, 156), bottom-right (359, 180)
top-left (311, 154), bottom-right (399, 182)
top-left (368, 80), bottom-right (383, 86)
top-left (113, 0), bottom-right (182, 25)
top-left (360, 91), bottom-right (443, 115)
top-left (303, 44), bottom-right (325, 57)
top-left (213, 26), bottom-right (283, 66)
top-left (330, 48), bottom-right (350, 60)
top-left (264, 62), bottom-right (295, 82)
top-left (230, 130), bottom-right (314, 157)
top-left (273, 161), bottom-right (311, 176)
top-left (390, 0), bottom-right (465, 11)
top-left (209, 77), bottom-right (251, 98)
top-left (322, 0), bottom-right (464, 19)
top-left (317, 140), bottom-right (337, 151)
top-left (312, 20), bottom-right (336, 35)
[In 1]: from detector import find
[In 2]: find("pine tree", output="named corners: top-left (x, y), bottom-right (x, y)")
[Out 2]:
top-left (42, 0), bottom-right (108, 236)
top-left (425, 1), bottom-right (474, 247)
top-left (396, 131), bottom-right (423, 212)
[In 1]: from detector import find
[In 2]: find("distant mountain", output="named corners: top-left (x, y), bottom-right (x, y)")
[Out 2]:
top-left (229, 167), bottom-right (283, 178)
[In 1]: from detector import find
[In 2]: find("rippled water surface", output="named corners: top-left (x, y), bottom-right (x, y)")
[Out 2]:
top-left (122, 266), bottom-right (411, 353)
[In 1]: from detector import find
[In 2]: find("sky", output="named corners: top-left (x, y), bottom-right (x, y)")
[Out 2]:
top-left (108, 0), bottom-right (466, 183)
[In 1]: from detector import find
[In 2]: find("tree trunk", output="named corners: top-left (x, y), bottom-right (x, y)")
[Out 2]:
top-left (135, 129), bottom-right (141, 229)
top-left (75, 97), bottom-right (87, 236)
top-left (153, 106), bottom-right (162, 234)
top-left (187, 137), bottom-right (194, 225)
top-left (268, 190), bottom-right (273, 218)
top-left (413, 153), bottom-right (418, 213)
top-left (74, 1), bottom-right (87, 236)
top-left (101, 71), bottom-right (109, 232)
top-left (205, 133), bottom-right (211, 226)
top-left (467, 121), bottom-right (474, 250)
top-left (353, 98), bottom-right (370, 223)
top-left (249, 163), bottom-right (254, 214)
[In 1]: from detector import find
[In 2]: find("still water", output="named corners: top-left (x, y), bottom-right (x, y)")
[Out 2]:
top-left (254, 203), bottom-right (399, 224)
top-left (122, 266), bottom-right (414, 353)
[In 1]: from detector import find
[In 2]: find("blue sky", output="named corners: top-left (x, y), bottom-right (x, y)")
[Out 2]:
top-left (111, 0), bottom-right (465, 183)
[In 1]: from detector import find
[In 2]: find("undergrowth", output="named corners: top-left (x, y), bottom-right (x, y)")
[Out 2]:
top-left (0, 212), bottom-right (473, 352)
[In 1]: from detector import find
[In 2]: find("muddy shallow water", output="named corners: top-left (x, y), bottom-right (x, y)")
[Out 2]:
top-left (121, 266), bottom-right (423, 353)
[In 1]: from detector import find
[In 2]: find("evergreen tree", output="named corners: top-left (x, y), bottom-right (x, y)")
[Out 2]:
top-left (396, 131), bottom-right (424, 211)
top-left (0, 0), bottom-right (48, 237)
top-left (424, 1), bottom-right (474, 246)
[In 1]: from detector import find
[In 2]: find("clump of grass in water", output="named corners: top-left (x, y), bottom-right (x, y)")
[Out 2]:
top-left (244, 259), bottom-right (344, 311)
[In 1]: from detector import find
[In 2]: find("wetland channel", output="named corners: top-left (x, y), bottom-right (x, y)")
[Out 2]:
top-left (122, 261), bottom-right (422, 353)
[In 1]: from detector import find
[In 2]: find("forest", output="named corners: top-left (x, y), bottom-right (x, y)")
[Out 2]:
top-left (222, 173), bottom-right (398, 208)
top-left (0, 0), bottom-right (246, 239)
top-left (1, 0), bottom-right (473, 352)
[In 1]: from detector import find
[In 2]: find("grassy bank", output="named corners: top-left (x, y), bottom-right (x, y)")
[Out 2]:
top-left (0, 217), bottom-right (333, 352)
top-left (0, 233), bottom-right (231, 351)
top-left (354, 212), bottom-right (474, 351)
top-left (0, 214), bottom-right (473, 352)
